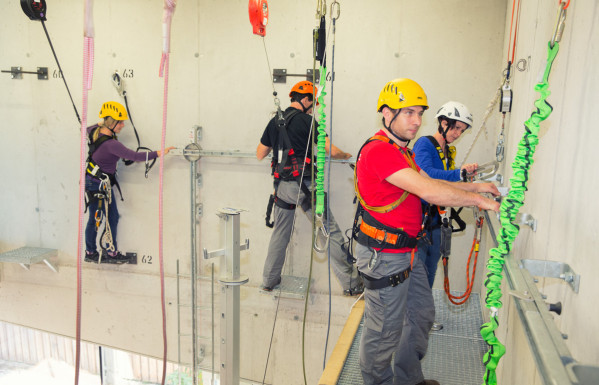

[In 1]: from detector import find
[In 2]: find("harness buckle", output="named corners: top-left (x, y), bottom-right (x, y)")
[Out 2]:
top-left (375, 229), bottom-right (388, 244)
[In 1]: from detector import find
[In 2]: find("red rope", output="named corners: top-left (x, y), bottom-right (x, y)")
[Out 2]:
top-left (443, 217), bottom-right (484, 305)
top-left (507, 0), bottom-right (522, 66)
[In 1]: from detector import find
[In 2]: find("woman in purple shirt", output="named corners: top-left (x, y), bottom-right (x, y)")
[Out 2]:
top-left (85, 101), bottom-right (174, 264)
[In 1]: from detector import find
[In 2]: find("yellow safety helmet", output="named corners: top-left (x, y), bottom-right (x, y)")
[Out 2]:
top-left (99, 101), bottom-right (128, 120)
top-left (376, 78), bottom-right (428, 112)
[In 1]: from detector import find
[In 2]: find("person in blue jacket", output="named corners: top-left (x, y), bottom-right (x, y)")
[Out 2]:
top-left (412, 101), bottom-right (478, 330)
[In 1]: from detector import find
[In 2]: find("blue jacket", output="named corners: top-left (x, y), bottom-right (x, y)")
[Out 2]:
top-left (412, 136), bottom-right (461, 226)
top-left (412, 136), bottom-right (461, 182)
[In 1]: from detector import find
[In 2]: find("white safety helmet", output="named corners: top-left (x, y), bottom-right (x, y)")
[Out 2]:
top-left (435, 101), bottom-right (473, 128)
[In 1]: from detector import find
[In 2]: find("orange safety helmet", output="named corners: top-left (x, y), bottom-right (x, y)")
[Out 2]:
top-left (289, 81), bottom-right (317, 98)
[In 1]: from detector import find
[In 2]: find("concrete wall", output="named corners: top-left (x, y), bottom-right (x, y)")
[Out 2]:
top-left (8, 0), bottom-right (595, 384)
top-left (479, 1), bottom-right (599, 384)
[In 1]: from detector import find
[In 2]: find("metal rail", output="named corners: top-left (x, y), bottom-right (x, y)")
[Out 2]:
top-left (173, 147), bottom-right (355, 165)
top-left (484, 215), bottom-right (598, 385)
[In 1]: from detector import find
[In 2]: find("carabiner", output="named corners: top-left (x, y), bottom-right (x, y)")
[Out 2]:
top-left (550, 2), bottom-right (567, 48)
top-left (330, 0), bottom-right (340, 21)
top-left (316, 0), bottom-right (326, 18)
top-left (313, 213), bottom-right (330, 253)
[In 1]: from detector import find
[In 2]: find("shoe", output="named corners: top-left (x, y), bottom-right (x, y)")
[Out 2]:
top-left (343, 283), bottom-right (364, 296)
top-left (416, 380), bottom-right (440, 385)
top-left (84, 251), bottom-right (99, 263)
top-left (102, 250), bottom-right (129, 264)
top-left (261, 278), bottom-right (281, 292)
top-left (431, 321), bottom-right (443, 331)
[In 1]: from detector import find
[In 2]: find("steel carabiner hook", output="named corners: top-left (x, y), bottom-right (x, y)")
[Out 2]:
top-left (550, 2), bottom-right (567, 48)
top-left (313, 214), bottom-right (330, 253)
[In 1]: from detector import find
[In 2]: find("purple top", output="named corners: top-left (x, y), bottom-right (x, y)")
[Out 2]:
top-left (87, 124), bottom-right (158, 174)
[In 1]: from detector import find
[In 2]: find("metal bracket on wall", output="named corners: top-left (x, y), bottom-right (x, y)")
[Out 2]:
top-left (1, 66), bottom-right (48, 80)
top-left (273, 68), bottom-right (320, 84)
top-left (520, 259), bottom-right (580, 293)
top-left (515, 212), bottom-right (537, 232)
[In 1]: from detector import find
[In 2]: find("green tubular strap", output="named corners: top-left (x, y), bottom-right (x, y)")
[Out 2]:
top-left (481, 42), bottom-right (559, 385)
top-left (315, 65), bottom-right (327, 216)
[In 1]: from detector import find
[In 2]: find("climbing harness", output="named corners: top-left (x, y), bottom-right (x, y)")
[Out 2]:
top-left (481, 3), bottom-right (566, 382)
top-left (350, 135), bottom-right (421, 257)
top-left (112, 71), bottom-right (156, 177)
top-left (442, 210), bottom-right (484, 305)
top-left (20, 0), bottom-right (81, 125)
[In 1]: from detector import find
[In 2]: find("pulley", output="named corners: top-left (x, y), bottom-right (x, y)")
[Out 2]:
top-left (21, 0), bottom-right (47, 21)
top-left (500, 83), bottom-right (513, 113)
top-left (248, 0), bottom-right (269, 37)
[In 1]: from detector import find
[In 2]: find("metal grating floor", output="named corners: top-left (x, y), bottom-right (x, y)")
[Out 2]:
top-left (259, 274), bottom-right (309, 300)
top-left (337, 289), bottom-right (487, 385)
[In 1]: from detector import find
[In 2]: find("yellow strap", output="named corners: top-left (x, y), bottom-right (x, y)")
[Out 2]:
top-left (354, 135), bottom-right (418, 214)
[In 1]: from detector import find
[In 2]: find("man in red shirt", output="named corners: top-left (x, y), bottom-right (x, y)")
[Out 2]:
top-left (354, 78), bottom-right (500, 385)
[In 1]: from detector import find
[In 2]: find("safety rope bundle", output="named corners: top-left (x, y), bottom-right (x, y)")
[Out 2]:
top-left (314, 66), bottom-right (327, 217)
top-left (481, 41), bottom-right (560, 385)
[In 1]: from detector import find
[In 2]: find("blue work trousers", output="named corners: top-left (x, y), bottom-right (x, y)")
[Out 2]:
top-left (417, 226), bottom-right (441, 288)
top-left (85, 178), bottom-right (119, 253)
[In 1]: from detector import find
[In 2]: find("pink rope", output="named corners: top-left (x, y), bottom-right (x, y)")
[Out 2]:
top-left (158, 53), bottom-right (169, 385)
top-left (158, 3), bottom-right (175, 383)
top-left (75, 35), bottom-right (94, 385)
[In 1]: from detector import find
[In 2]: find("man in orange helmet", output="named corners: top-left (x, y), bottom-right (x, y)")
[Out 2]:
top-left (353, 79), bottom-right (499, 385)
top-left (256, 81), bottom-right (363, 295)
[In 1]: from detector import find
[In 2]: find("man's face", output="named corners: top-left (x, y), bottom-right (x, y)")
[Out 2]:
top-left (387, 106), bottom-right (425, 141)
top-left (442, 120), bottom-right (468, 144)
top-left (302, 95), bottom-right (314, 114)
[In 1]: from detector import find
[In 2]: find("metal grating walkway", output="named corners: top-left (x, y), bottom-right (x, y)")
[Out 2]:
top-left (337, 289), bottom-right (487, 385)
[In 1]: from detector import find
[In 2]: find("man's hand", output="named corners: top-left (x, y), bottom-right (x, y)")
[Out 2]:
top-left (337, 151), bottom-right (352, 160)
top-left (477, 196), bottom-right (500, 212)
top-left (476, 182), bottom-right (500, 196)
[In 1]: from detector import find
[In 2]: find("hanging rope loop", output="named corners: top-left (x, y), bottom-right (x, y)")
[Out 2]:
top-left (330, 0), bottom-right (340, 20)
top-left (550, 2), bottom-right (567, 48)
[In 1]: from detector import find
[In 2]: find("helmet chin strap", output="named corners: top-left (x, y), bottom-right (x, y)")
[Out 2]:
top-left (300, 98), bottom-right (313, 113)
top-left (384, 109), bottom-right (411, 145)
top-left (104, 119), bottom-right (119, 136)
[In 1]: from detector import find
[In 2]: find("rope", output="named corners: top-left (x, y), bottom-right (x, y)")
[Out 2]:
top-left (458, 76), bottom-right (504, 165)
top-left (322, 3), bottom-right (338, 369)
top-left (40, 18), bottom-right (81, 125)
top-left (158, 2), bottom-right (176, 384)
top-left (99, 179), bottom-right (115, 253)
top-left (75, 0), bottom-right (95, 382)
top-left (443, 215), bottom-right (483, 305)
top-left (481, 41), bottom-right (560, 385)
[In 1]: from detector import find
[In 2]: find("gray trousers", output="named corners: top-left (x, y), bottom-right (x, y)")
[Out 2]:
top-left (262, 179), bottom-right (360, 291)
top-left (355, 243), bottom-right (435, 385)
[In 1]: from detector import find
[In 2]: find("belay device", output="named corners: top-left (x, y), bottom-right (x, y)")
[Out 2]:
top-left (248, 0), bottom-right (268, 37)
top-left (21, 0), bottom-right (46, 21)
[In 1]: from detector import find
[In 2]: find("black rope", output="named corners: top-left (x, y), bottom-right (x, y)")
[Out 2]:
top-left (40, 17), bottom-right (81, 125)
